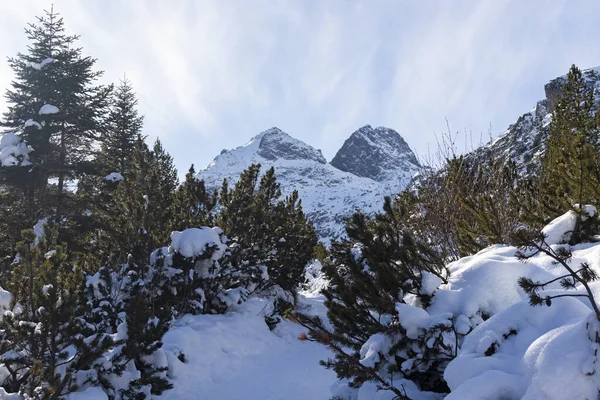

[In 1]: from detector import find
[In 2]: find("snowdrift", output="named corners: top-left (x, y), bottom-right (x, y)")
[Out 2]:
top-left (436, 216), bottom-right (600, 399)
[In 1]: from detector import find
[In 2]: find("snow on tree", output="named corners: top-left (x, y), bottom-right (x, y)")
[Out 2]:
top-left (0, 134), bottom-right (33, 167)
top-left (105, 172), bottom-right (124, 182)
top-left (37, 104), bottom-right (59, 115)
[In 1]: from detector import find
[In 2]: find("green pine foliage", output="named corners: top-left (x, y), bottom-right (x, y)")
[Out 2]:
top-left (2, 7), bottom-right (599, 400)
top-left (168, 165), bottom-right (218, 232)
top-left (96, 138), bottom-right (178, 268)
top-left (0, 227), bottom-right (112, 398)
top-left (1, 7), bottom-right (112, 234)
top-left (454, 157), bottom-right (521, 254)
top-left (294, 196), bottom-right (455, 395)
top-left (270, 190), bottom-right (318, 293)
top-left (539, 65), bottom-right (600, 236)
top-left (99, 78), bottom-right (145, 176)
top-left (515, 206), bottom-right (600, 320)
top-left (407, 158), bottom-right (474, 260)
top-left (0, 6), bottom-right (325, 399)
top-left (217, 164), bottom-right (317, 296)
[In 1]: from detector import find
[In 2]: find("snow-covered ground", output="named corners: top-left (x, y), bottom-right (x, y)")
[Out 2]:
top-left (12, 211), bottom-right (600, 400)
top-left (153, 211), bottom-right (600, 400)
top-left (152, 209), bottom-right (600, 400)
top-left (157, 294), bottom-right (337, 400)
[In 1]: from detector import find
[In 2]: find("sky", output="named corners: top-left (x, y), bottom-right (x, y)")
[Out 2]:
top-left (1, 1), bottom-right (600, 176)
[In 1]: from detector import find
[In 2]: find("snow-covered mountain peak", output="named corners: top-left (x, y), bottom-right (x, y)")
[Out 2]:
top-left (330, 124), bottom-right (420, 183)
top-left (198, 126), bottom-right (421, 240)
top-left (206, 127), bottom-right (325, 171)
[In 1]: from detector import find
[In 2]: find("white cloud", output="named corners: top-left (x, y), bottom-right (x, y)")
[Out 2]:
top-left (1, 0), bottom-right (599, 175)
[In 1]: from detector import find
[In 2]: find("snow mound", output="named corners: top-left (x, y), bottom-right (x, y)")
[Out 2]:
top-left (0, 288), bottom-right (11, 318)
top-left (158, 298), bottom-right (336, 400)
top-left (66, 387), bottom-right (107, 400)
top-left (540, 205), bottom-right (597, 244)
top-left (438, 221), bottom-right (600, 399)
top-left (39, 104), bottom-right (59, 115)
top-left (303, 260), bottom-right (329, 296)
top-left (0, 388), bottom-right (23, 400)
top-left (39, 57), bottom-right (55, 68)
top-left (0, 134), bottom-right (20, 149)
top-left (28, 57), bottom-right (56, 70)
top-left (24, 119), bottom-right (41, 130)
top-left (542, 210), bottom-right (578, 244)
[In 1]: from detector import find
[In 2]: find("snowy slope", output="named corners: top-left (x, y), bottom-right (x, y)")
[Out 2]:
top-left (441, 244), bottom-right (600, 399)
top-left (157, 297), bottom-right (337, 400)
top-left (197, 127), bottom-right (420, 241)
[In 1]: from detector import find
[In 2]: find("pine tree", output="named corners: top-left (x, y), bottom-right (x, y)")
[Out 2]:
top-left (455, 157), bottom-right (520, 254)
top-left (270, 190), bottom-right (317, 293)
top-left (293, 196), bottom-right (454, 396)
top-left (408, 156), bottom-right (474, 261)
top-left (168, 165), bottom-right (217, 232)
top-left (99, 78), bottom-right (144, 176)
top-left (147, 139), bottom-right (178, 243)
top-left (217, 164), bottom-right (317, 296)
top-left (515, 206), bottom-right (600, 321)
top-left (0, 227), bottom-right (112, 398)
top-left (217, 164), bottom-right (262, 241)
top-left (1, 7), bottom-right (112, 241)
top-left (539, 64), bottom-right (600, 241)
top-left (85, 137), bottom-right (177, 269)
top-left (106, 141), bottom-right (155, 268)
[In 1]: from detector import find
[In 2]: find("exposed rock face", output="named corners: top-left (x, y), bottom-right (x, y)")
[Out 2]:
top-left (331, 125), bottom-right (420, 183)
top-left (197, 67), bottom-right (600, 241)
top-left (257, 127), bottom-right (327, 164)
top-left (544, 78), bottom-right (565, 114)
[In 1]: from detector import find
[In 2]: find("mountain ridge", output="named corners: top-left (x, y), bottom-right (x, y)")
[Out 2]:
top-left (197, 125), bottom-right (421, 240)
top-left (468, 66), bottom-right (600, 176)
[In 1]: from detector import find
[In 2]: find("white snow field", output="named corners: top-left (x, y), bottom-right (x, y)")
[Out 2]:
top-left (156, 294), bottom-right (337, 400)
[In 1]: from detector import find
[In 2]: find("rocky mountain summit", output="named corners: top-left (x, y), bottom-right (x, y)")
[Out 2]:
top-left (198, 126), bottom-right (421, 241)
top-left (255, 127), bottom-right (327, 164)
top-left (331, 125), bottom-right (420, 183)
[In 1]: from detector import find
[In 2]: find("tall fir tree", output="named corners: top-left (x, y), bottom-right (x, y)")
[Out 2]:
top-left (1, 7), bottom-right (112, 242)
top-left (98, 77), bottom-right (144, 176)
